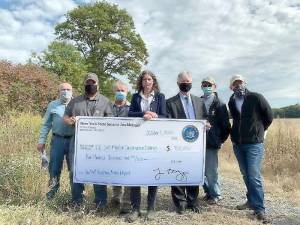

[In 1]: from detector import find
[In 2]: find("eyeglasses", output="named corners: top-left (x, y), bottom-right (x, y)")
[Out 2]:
top-left (202, 83), bottom-right (212, 87)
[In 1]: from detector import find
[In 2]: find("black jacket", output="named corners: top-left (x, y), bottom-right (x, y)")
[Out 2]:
top-left (202, 94), bottom-right (231, 149)
top-left (228, 89), bottom-right (273, 144)
top-left (128, 92), bottom-right (167, 118)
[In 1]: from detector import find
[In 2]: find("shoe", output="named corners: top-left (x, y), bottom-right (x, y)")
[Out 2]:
top-left (120, 203), bottom-right (132, 215)
top-left (46, 189), bottom-right (57, 200)
top-left (255, 211), bottom-right (270, 224)
top-left (46, 177), bottom-right (59, 200)
top-left (111, 198), bottom-right (121, 208)
top-left (126, 209), bottom-right (141, 223)
top-left (175, 204), bottom-right (186, 215)
top-left (207, 196), bottom-right (222, 205)
top-left (202, 194), bottom-right (211, 201)
top-left (187, 204), bottom-right (202, 213)
top-left (145, 209), bottom-right (156, 221)
top-left (236, 201), bottom-right (251, 210)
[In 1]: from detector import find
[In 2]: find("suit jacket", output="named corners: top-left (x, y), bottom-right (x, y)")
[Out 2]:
top-left (166, 93), bottom-right (204, 119)
top-left (128, 92), bottom-right (167, 118)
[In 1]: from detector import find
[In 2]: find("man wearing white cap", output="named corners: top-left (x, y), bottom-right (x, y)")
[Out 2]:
top-left (228, 75), bottom-right (273, 222)
top-left (200, 76), bottom-right (230, 204)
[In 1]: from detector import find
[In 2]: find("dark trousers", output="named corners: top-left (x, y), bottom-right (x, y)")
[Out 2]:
top-left (130, 186), bottom-right (158, 210)
top-left (171, 186), bottom-right (199, 208)
top-left (69, 172), bottom-right (107, 206)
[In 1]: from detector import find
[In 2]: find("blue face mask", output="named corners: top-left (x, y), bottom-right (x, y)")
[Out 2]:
top-left (115, 91), bottom-right (127, 101)
top-left (60, 90), bottom-right (72, 104)
top-left (202, 87), bottom-right (213, 96)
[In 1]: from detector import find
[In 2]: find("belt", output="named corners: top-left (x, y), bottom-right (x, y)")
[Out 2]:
top-left (53, 133), bottom-right (72, 139)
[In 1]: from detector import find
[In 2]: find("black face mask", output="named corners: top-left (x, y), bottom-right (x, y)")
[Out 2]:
top-left (179, 83), bottom-right (192, 93)
top-left (85, 84), bottom-right (98, 95)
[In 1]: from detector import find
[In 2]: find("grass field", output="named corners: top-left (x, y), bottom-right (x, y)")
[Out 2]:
top-left (0, 113), bottom-right (299, 224)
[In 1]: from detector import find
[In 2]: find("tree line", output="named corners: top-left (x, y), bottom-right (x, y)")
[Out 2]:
top-left (273, 104), bottom-right (300, 118)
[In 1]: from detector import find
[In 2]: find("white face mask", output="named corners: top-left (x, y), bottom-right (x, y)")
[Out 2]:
top-left (60, 90), bottom-right (72, 104)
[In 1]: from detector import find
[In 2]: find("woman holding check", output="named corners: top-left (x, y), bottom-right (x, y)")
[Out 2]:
top-left (127, 70), bottom-right (167, 222)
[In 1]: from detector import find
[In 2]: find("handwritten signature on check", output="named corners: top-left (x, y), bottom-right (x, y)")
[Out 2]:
top-left (153, 168), bottom-right (189, 182)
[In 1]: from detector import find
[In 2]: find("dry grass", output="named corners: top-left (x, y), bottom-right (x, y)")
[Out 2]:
top-left (220, 119), bottom-right (300, 203)
top-left (0, 114), bottom-right (299, 224)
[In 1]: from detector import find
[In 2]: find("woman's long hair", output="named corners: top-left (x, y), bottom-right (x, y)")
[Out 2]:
top-left (136, 70), bottom-right (160, 93)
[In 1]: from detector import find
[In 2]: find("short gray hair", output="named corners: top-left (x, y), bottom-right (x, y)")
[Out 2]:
top-left (112, 80), bottom-right (128, 91)
top-left (177, 71), bottom-right (192, 82)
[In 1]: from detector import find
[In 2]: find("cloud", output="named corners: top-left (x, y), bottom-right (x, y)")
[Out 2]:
top-left (0, 0), bottom-right (77, 63)
top-left (110, 0), bottom-right (300, 107)
top-left (0, 0), bottom-right (299, 107)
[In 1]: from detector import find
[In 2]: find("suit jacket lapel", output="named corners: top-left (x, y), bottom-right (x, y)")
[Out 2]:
top-left (191, 95), bottom-right (203, 119)
top-left (174, 94), bottom-right (187, 119)
top-left (150, 93), bottom-right (158, 112)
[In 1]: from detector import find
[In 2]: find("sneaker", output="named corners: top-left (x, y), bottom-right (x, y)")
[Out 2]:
top-left (126, 209), bottom-right (141, 223)
top-left (236, 201), bottom-right (251, 210)
top-left (255, 211), bottom-right (270, 224)
top-left (207, 196), bottom-right (222, 205)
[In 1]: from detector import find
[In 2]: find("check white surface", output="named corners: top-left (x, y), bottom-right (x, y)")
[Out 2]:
top-left (73, 117), bottom-right (206, 186)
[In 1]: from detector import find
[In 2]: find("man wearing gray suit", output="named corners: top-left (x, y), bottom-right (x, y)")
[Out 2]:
top-left (166, 71), bottom-right (204, 214)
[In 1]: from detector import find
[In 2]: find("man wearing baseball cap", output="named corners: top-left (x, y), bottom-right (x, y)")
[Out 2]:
top-left (64, 72), bottom-right (113, 208)
top-left (200, 76), bottom-right (230, 205)
top-left (228, 74), bottom-right (273, 222)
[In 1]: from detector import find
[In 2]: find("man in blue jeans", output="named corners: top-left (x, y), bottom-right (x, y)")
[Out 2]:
top-left (64, 73), bottom-right (113, 208)
top-left (200, 77), bottom-right (230, 204)
top-left (37, 82), bottom-right (74, 200)
top-left (228, 75), bottom-right (273, 222)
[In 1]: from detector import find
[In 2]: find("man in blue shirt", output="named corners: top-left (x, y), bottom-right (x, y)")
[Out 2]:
top-left (37, 82), bottom-right (74, 200)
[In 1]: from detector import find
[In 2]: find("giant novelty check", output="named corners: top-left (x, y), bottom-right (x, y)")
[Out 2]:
top-left (73, 117), bottom-right (206, 186)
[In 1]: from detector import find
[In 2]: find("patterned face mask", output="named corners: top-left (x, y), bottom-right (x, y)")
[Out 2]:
top-left (233, 84), bottom-right (246, 98)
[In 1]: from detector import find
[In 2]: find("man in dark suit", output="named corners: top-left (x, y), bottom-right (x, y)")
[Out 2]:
top-left (166, 71), bottom-right (204, 214)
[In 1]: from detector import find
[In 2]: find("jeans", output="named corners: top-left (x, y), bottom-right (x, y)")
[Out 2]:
top-left (48, 135), bottom-right (71, 195)
top-left (203, 148), bottom-right (221, 199)
top-left (233, 143), bottom-right (265, 213)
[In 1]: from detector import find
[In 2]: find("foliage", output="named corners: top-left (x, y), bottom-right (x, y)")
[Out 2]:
top-left (0, 113), bottom-right (45, 204)
top-left (273, 104), bottom-right (300, 118)
top-left (29, 41), bottom-right (88, 92)
top-left (0, 61), bottom-right (59, 115)
top-left (55, 1), bottom-right (148, 95)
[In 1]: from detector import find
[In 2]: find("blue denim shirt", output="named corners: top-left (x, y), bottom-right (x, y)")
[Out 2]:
top-left (38, 99), bottom-right (74, 144)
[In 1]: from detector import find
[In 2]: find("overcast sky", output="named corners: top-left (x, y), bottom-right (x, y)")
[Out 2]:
top-left (1, 0), bottom-right (300, 107)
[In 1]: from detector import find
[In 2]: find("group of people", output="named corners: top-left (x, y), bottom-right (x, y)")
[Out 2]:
top-left (37, 70), bottom-right (273, 223)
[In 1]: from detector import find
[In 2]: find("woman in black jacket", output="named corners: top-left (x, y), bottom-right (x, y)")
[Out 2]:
top-left (127, 70), bottom-right (166, 222)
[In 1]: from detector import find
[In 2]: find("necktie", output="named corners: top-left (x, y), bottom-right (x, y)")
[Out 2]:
top-left (184, 96), bottom-right (191, 119)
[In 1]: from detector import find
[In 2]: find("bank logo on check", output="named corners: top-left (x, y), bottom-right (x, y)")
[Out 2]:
top-left (182, 125), bottom-right (199, 143)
